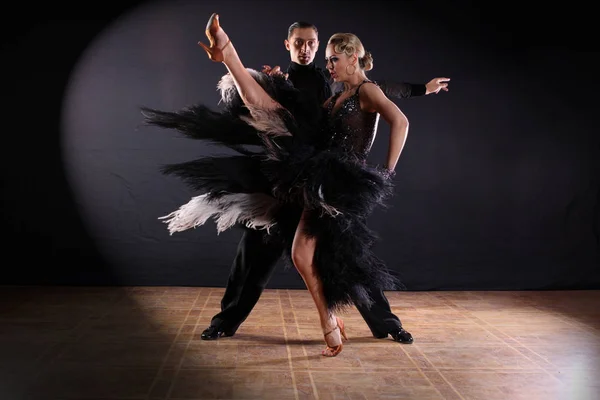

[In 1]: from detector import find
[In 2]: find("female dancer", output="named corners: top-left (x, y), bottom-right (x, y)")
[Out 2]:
top-left (143, 13), bottom-right (409, 356)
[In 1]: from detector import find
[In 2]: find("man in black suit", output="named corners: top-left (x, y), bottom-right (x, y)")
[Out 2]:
top-left (201, 21), bottom-right (449, 342)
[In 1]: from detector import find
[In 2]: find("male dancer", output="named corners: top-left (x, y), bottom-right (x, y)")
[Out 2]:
top-left (202, 21), bottom-right (449, 342)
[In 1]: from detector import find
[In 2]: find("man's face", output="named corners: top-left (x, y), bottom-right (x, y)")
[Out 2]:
top-left (285, 27), bottom-right (319, 65)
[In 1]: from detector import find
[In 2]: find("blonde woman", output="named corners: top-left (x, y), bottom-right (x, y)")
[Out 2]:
top-left (142, 13), bottom-right (409, 357)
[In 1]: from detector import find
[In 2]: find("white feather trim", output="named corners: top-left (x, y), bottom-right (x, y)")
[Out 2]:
top-left (159, 192), bottom-right (279, 235)
top-left (217, 68), bottom-right (267, 105)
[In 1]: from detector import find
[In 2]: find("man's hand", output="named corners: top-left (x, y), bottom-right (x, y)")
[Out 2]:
top-left (425, 77), bottom-right (450, 95)
top-left (262, 65), bottom-right (289, 79)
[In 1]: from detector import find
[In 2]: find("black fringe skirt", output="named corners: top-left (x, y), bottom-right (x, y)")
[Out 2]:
top-left (141, 69), bottom-right (400, 313)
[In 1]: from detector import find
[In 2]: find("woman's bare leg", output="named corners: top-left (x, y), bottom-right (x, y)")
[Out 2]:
top-left (199, 13), bottom-right (280, 111)
top-left (292, 209), bottom-right (345, 356)
top-left (201, 14), bottom-right (343, 355)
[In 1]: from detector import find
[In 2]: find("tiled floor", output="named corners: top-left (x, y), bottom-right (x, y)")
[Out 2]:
top-left (1, 286), bottom-right (599, 399)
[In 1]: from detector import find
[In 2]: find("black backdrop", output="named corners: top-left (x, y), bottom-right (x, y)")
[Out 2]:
top-left (2, 0), bottom-right (599, 290)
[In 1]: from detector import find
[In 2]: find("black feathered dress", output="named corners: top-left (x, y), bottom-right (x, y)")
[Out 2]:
top-left (141, 69), bottom-right (400, 313)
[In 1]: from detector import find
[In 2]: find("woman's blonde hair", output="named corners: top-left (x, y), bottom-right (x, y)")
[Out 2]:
top-left (327, 33), bottom-right (373, 71)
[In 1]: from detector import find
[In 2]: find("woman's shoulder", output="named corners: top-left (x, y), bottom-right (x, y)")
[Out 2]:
top-left (357, 80), bottom-right (381, 93)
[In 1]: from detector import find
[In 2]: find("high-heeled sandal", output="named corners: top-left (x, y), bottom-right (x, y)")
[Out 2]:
top-left (322, 316), bottom-right (348, 357)
top-left (198, 13), bottom-right (231, 62)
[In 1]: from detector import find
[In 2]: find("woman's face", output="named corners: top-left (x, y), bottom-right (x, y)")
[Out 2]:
top-left (325, 44), bottom-right (355, 82)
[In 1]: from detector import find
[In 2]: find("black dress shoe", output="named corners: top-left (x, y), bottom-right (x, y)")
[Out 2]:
top-left (389, 328), bottom-right (414, 344)
top-left (201, 325), bottom-right (231, 340)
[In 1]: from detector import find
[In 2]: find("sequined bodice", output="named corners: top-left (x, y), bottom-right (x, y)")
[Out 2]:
top-left (325, 81), bottom-right (380, 160)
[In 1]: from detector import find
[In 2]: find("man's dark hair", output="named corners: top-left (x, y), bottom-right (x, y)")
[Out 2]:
top-left (287, 21), bottom-right (318, 39)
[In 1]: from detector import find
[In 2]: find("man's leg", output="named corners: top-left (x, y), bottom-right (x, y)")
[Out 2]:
top-left (354, 289), bottom-right (414, 343)
top-left (202, 228), bottom-right (282, 339)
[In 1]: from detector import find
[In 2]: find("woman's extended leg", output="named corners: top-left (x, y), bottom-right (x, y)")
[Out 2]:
top-left (199, 13), bottom-right (281, 111)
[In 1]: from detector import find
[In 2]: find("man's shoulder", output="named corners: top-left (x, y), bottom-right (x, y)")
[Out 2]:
top-left (315, 65), bottom-right (329, 76)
